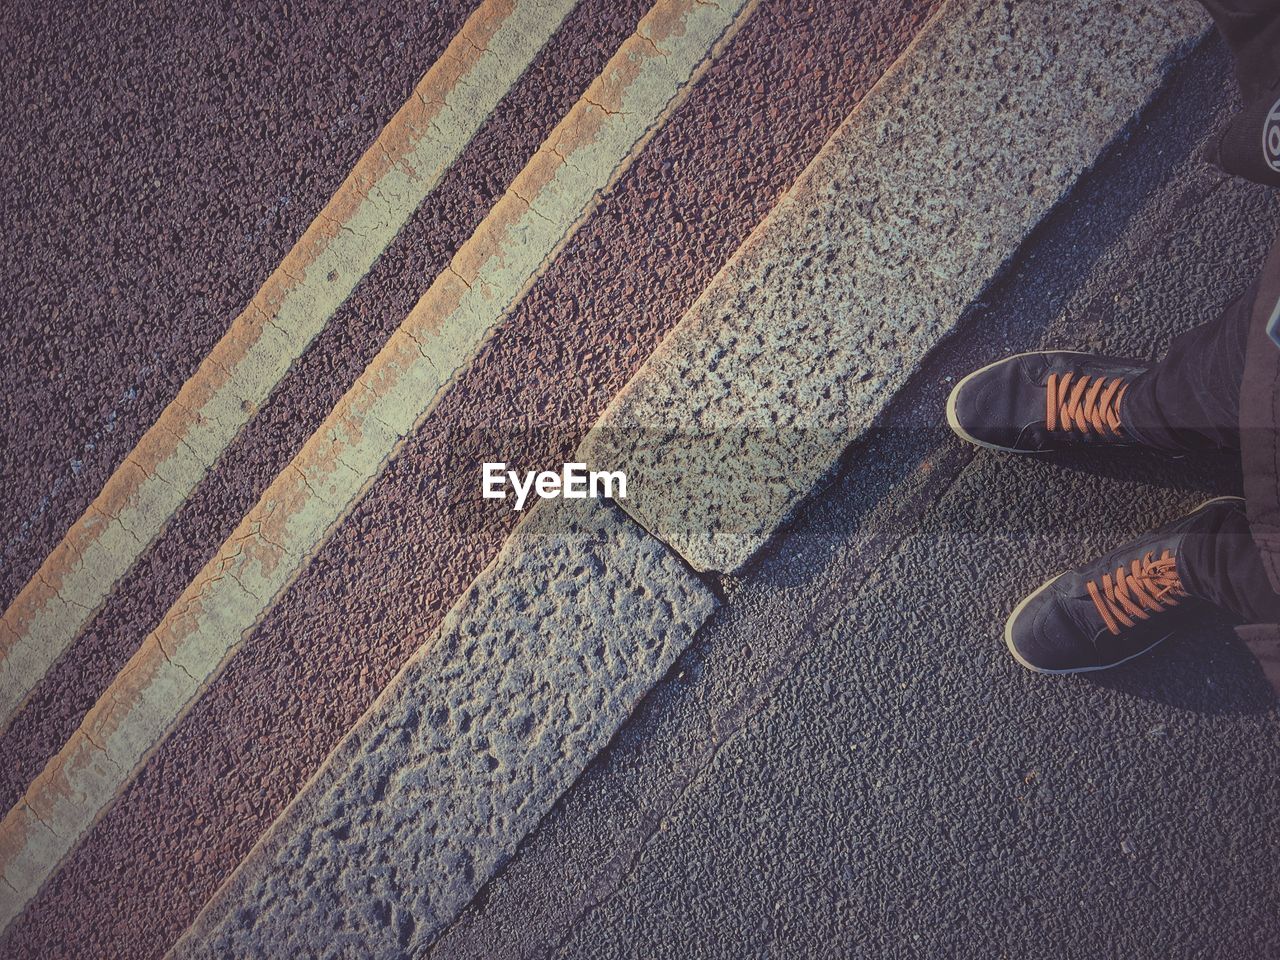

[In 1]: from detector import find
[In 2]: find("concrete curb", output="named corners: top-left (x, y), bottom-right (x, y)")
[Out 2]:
top-left (0, 0), bottom-right (756, 933)
top-left (579, 0), bottom-right (1209, 574)
top-left (164, 497), bottom-right (716, 959)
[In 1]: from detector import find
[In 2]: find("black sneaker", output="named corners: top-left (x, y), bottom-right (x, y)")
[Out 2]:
top-left (1005, 497), bottom-right (1244, 674)
top-left (1208, 79), bottom-right (1280, 189)
top-left (947, 351), bottom-right (1149, 453)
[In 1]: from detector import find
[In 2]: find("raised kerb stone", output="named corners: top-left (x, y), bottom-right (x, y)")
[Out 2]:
top-left (169, 496), bottom-right (715, 959)
top-left (580, 0), bottom-right (1207, 574)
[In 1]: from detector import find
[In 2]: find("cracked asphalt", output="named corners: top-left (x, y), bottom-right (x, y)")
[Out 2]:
top-left (431, 37), bottom-right (1280, 960)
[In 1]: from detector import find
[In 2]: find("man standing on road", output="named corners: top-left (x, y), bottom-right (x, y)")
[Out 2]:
top-left (945, 0), bottom-right (1280, 690)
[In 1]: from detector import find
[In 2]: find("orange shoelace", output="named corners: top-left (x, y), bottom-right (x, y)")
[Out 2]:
top-left (1046, 372), bottom-right (1128, 437)
top-left (1086, 550), bottom-right (1187, 636)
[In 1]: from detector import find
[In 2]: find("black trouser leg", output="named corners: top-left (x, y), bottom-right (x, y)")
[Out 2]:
top-left (1122, 285), bottom-right (1280, 622)
top-left (1123, 285), bottom-right (1253, 454)
top-left (1183, 501), bottom-right (1280, 621)
top-left (1197, 0), bottom-right (1280, 100)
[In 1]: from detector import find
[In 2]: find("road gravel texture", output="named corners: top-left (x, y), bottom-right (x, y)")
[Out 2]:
top-left (0, 1), bottom-right (941, 958)
top-left (0, 0), bottom-right (472, 605)
top-left (171, 497), bottom-right (715, 959)
top-left (431, 38), bottom-right (1280, 959)
top-left (585, 0), bottom-right (1203, 575)
top-left (0, 0), bottom-right (482, 800)
top-left (0, 0), bottom-right (647, 824)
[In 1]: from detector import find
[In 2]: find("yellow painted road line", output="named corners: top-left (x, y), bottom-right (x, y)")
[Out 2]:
top-left (0, 0), bottom-right (581, 732)
top-left (0, 0), bottom-right (757, 933)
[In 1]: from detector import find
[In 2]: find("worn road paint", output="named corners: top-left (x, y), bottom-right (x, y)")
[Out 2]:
top-left (0, 0), bottom-right (579, 732)
top-left (579, 0), bottom-right (1206, 574)
top-left (0, 0), bottom-right (757, 934)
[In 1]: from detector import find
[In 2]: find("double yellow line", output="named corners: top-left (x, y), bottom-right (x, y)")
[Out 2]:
top-left (0, 0), bottom-right (579, 732)
top-left (0, 0), bottom-right (757, 934)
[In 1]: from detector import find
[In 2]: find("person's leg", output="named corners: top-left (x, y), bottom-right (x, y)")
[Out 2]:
top-left (1182, 496), bottom-right (1280, 621)
top-left (1195, 0), bottom-right (1280, 185)
top-left (1121, 282), bottom-right (1254, 453)
top-left (1123, 273), bottom-right (1280, 622)
top-left (1197, 0), bottom-right (1280, 101)
top-left (1240, 227), bottom-right (1280, 591)
top-left (1001, 498), bottom-right (1272, 673)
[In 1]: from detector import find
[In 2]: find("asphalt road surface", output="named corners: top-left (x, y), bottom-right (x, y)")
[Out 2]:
top-left (432, 38), bottom-right (1280, 960)
top-left (2, 2), bottom-right (1275, 958)
top-left (1, 1), bottom-right (941, 956)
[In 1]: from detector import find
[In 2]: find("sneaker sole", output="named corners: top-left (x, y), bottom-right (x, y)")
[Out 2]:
top-left (1003, 496), bottom-right (1246, 675)
top-left (945, 350), bottom-right (1119, 454)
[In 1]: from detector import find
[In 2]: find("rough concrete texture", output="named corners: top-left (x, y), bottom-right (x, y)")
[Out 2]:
top-left (167, 496), bottom-right (715, 960)
top-left (0, 0), bottom-right (759, 927)
top-left (430, 40), bottom-right (1280, 959)
top-left (0, 0), bottom-right (578, 732)
top-left (582, 0), bottom-right (1208, 574)
top-left (0, 0), bottom-right (652, 817)
top-left (0, 0), bottom-right (473, 607)
top-left (0, 2), bottom-right (942, 957)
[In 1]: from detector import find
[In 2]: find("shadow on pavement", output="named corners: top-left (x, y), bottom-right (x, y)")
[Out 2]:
top-left (1042, 446), bottom-right (1242, 498)
top-left (1085, 607), bottom-right (1278, 716)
